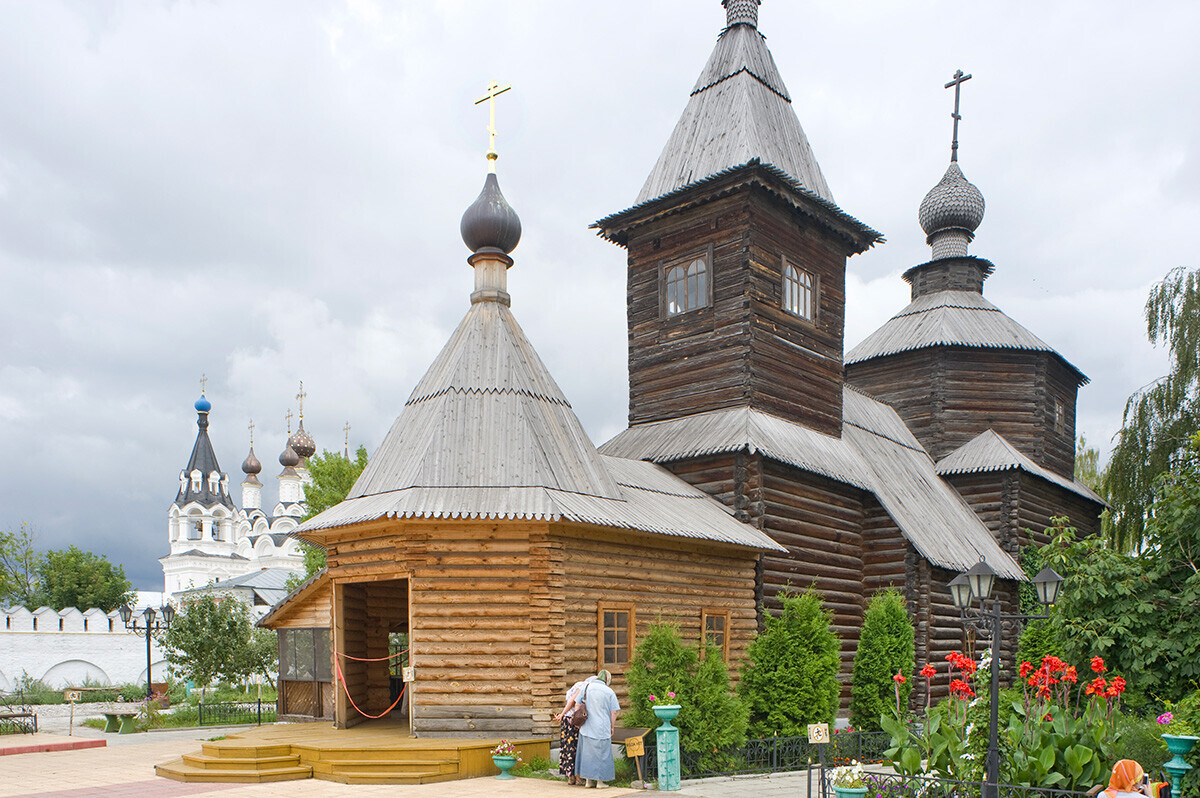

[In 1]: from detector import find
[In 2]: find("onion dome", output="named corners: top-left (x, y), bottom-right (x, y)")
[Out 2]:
top-left (460, 173), bottom-right (521, 254)
top-left (279, 443), bottom-right (300, 468)
top-left (288, 421), bottom-right (316, 460)
top-left (242, 446), bottom-right (262, 475)
top-left (723, 0), bottom-right (760, 27)
top-left (919, 162), bottom-right (985, 238)
top-left (194, 394), bottom-right (212, 413)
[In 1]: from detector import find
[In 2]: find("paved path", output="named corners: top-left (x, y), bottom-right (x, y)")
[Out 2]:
top-left (0, 733), bottom-right (649, 798)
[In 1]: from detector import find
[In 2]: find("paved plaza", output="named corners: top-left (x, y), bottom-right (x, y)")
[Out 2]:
top-left (0, 728), bottom-right (821, 798)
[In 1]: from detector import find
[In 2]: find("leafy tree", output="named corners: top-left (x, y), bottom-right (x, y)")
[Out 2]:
top-left (625, 621), bottom-right (748, 770)
top-left (238, 628), bottom-right (279, 697)
top-left (159, 594), bottom-right (253, 699)
top-left (1074, 436), bottom-right (1105, 496)
top-left (37, 545), bottom-right (133, 612)
top-left (738, 589), bottom-right (840, 737)
top-left (850, 589), bottom-right (914, 730)
top-left (1105, 266), bottom-right (1200, 552)
top-left (290, 446), bottom-right (370, 584)
top-left (0, 523), bottom-right (42, 607)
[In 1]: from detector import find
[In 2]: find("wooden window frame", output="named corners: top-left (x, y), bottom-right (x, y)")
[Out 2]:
top-left (782, 257), bottom-right (818, 323)
top-left (597, 602), bottom-right (636, 672)
top-left (661, 246), bottom-right (714, 319)
top-left (1054, 399), bottom-right (1066, 435)
top-left (701, 608), bottom-right (731, 663)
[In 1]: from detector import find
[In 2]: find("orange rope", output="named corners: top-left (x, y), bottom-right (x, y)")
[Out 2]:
top-left (333, 655), bottom-right (407, 720)
top-left (334, 647), bottom-right (409, 663)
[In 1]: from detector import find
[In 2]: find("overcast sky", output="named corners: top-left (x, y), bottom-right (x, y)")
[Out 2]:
top-left (0, 0), bottom-right (1194, 591)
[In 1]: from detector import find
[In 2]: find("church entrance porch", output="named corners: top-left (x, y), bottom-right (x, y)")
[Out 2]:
top-left (331, 577), bottom-right (410, 729)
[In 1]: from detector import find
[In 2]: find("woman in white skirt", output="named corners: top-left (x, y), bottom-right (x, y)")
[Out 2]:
top-left (574, 669), bottom-right (620, 788)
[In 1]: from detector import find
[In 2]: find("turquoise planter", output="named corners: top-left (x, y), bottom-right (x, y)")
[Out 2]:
top-left (834, 788), bottom-right (869, 798)
top-left (1161, 734), bottom-right (1198, 798)
top-left (653, 704), bottom-right (681, 723)
top-left (654, 705), bottom-right (682, 791)
top-left (492, 754), bottom-right (517, 779)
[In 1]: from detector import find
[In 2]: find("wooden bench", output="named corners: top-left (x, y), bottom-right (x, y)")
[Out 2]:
top-left (0, 697), bottom-right (38, 734)
top-left (102, 710), bottom-right (140, 734)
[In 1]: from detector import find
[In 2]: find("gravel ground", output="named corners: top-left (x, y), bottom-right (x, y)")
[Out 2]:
top-left (26, 701), bottom-right (135, 734)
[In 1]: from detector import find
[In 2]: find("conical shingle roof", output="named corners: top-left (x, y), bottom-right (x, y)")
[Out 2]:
top-left (636, 16), bottom-right (832, 205)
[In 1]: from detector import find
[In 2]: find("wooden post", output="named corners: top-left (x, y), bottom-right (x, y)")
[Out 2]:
top-left (407, 576), bottom-right (416, 737)
top-left (332, 581), bottom-right (348, 729)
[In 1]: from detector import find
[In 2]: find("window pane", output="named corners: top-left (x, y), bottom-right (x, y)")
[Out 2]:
top-left (604, 629), bottom-right (615, 646)
top-left (280, 630), bottom-right (293, 679)
top-left (615, 612), bottom-right (627, 630)
top-left (616, 629), bottom-right (627, 646)
top-left (315, 630), bottom-right (332, 681)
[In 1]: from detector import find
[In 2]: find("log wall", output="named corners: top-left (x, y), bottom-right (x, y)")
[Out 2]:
top-left (624, 185), bottom-right (852, 436)
top-left (846, 346), bottom-right (1080, 480)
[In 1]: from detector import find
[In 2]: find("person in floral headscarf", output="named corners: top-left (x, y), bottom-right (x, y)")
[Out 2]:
top-left (1086, 759), bottom-right (1155, 798)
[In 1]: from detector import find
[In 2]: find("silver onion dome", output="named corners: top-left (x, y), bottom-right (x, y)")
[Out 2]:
top-left (919, 162), bottom-right (985, 238)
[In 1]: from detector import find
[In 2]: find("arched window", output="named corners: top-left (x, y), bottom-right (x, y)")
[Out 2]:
top-left (783, 262), bottom-right (815, 321)
top-left (665, 256), bottom-right (709, 317)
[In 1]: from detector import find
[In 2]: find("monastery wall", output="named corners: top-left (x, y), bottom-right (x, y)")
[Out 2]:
top-left (0, 606), bottom-right (166, 691)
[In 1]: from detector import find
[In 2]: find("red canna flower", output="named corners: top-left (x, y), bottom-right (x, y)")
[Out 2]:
top-left (1043, 713), bottom-right (1054, 722)
top-left (1019, 661), bottom-right (1033, 678)
top-left (1090, 656), bottom-right (1106, 674)
top-left (1086, 677), bottom-right (1107, 696)
top-left (920, 664), bottom-right (936, 679)
top-left (1064, 666), bottom-right (1078, 684)
top-left (1111, 676), bottom-right (1126, 695)
top-left (893, 673), bottom-right (907, 684)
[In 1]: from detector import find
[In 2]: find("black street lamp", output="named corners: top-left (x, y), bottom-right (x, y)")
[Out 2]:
top-left (119, 602), bottom-right (176, 700)
top-left (949, 559), bottom-right (1063, 798)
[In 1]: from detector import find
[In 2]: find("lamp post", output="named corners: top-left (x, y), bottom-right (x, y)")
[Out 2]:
top-left (119, 602), bottom-right (176, 700)
top-left (948, 558), bottom-right (1063, 798)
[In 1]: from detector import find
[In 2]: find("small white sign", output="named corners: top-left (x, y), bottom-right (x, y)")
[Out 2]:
top-left (807, 723), bottom-right (829, 744)
top-left (402, 666), bottom-right (415, 683)
top-left (64, 690), bottom-right (82, 702)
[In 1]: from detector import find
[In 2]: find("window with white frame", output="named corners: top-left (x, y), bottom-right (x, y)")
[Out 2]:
top-left (665, 256), bottom-right (709, 317)
top-left (783, 261), bottom-right (815, 321)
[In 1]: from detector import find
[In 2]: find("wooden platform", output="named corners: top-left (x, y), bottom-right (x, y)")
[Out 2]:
top-left (155, 718), bottom-right (551, 785)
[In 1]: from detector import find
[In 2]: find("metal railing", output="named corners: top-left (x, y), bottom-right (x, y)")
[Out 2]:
top-left (641, 730), bottom-right (893, 779)
top-left (196, 700), bottom-right (276, 727)
top-left (852, 770), bottom-right (1093, 798)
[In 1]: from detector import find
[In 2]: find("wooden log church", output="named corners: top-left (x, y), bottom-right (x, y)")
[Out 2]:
top-left (264, 0), bottom-right (1104, 736)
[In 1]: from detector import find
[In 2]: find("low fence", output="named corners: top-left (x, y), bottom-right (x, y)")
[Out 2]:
top-left (642, 729), bottom-right (893, 779)
top-left (855, 770), bottom-right (1092, 798)
top-left (196, 700), bottom-right (276, 727)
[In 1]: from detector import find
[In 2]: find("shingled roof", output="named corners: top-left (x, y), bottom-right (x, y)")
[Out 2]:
top-left (635, 13), bottom-right (833, 207)
top-left (937, 429), bottom-right (1106, 506)
top-left (846, 290), bottom-right (1088, 384)
top-left (299, 291), bottom-right (783, 554)
top-left (599, 387), bottom-right (1025, 580)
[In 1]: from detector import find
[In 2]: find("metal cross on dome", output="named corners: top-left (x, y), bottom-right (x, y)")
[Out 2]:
top-left (200, 373), bottom-right (208, 394)
top-left (285, 408), bottom-right (293, 434)
top-left (248, 418), bottom-right (255, 445)
top-left (475, 80), bottom-right (511, 172)
top-left (296, 381), bottom-right (307, 419)
top-left (945, 69), bottom-right (973, 163)
top-left (343, 421), bottom-right (351, 457)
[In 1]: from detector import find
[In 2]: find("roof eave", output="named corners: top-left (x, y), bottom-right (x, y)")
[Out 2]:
top-left (592, 161), bottom-right (883, 255)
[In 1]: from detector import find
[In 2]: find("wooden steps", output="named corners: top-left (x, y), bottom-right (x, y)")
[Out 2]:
top-left (155, 720), bottom-right (550, 785)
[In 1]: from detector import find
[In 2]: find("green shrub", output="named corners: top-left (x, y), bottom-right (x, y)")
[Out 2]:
top-left (738, 589), bottom-right (840, 737)
top-left (849, 589), bottom-right (914, 731)
top-left (625, 621), bottom-right (748, 770)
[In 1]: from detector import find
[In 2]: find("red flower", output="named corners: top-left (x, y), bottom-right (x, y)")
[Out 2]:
top-left (920, 664), bottom-right (936, 679)
top-left (1043, 713), bottom-right (1054, 722)
top-left (1019, 661), bottom-right (1033, 678)
top-left (1111, 676), bottom-right (1127, 695)
top-left (1041, 655), bottom-right (1066, 673)
top-left (1086, 677), bottom-right (1107, 696)
top-left (1091, 656), bottom-right (1106, 674)
top-left (893, 673), bottom-right (907, 684)
top-left (1064, 666), bottom-right (1078, 684)
top-left (949, 679), bottom-right (976, 699)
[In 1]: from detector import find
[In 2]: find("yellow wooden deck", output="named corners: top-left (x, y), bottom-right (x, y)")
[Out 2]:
top-left (155, 719), bottom-right (551, 785)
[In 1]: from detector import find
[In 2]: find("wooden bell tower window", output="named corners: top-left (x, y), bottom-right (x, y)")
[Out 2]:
top-left (664, 253), bottom-right (710, 317)
top-left (783, 260), bottom-right (816, 321)
top-left (597, 603), bottom-right (635, 670)
top-left (702, 608), bottom-right (730, 663)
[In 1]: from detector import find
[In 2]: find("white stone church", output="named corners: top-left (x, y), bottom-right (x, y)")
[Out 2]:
top-left (159, 392), bottom-right (309, 602)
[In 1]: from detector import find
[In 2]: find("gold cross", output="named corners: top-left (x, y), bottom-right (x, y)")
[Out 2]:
top-left (475, 80), bottom-right (512, 172)
top-left (248, 419), bottom-right (255, 446)
top-left (200, 373), bottom-right (208, 395)
top-left (285, 409), bottom-right (293, 434)
top-left (296, 381), bottom-right (307, 419)
top-left (343, 421), bottom-right (351, 457)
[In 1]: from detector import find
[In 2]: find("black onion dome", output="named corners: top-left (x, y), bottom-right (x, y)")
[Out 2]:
top-left (279, 443), bottom-right (300, 468)
top-left (919, 162), bottom-right (985, 236)
top-left (242, 446), bottom-right (262, 475)
top-left (460, 172), bottom-right (521, 254)
top-left (289, 420), bottom-right (316, 459)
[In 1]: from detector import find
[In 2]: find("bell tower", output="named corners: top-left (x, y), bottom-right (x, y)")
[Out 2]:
top-left (594, 0), bottom-right (880, 437)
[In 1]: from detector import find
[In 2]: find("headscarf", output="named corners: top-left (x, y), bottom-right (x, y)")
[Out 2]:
top-left (1105, 759), bottom-right (1145, 798)
top-left (597, 669), bottom-right (612, 685)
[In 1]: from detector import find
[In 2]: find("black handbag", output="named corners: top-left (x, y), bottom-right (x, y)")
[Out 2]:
top-left (571, 684), bottom-right (589, 728)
